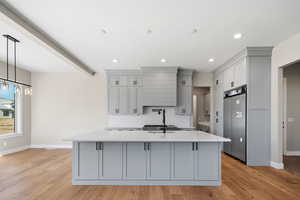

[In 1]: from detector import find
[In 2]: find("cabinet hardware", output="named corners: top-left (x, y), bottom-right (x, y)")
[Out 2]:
top-left (96, 142), bottom-right (100, 150)
top-left (182, 80), bottom-right (186, 85)
top-left (115, 80), bottom-right (119, 85)
top-left (133, 108), bottom-right (137, 113)
top-left (231, 81), bottom-right (234, 88)
top-left (144, 143), bottom-right (147, 151)
top-left (133, 80), bottom-right (137, 85)
top-left (196, 143), bottom-right (198, 151)
top-left (182, 108), bottom-right (186, 113)
top-left (216, 80), bottom-right (219, 85)
top-left (115, 108), bottom-right (119, 113)
top-left (147, 143), bottom-right (151, 151)
top-left (100, 143), bottom-right (104, 150)
top-left (216, 118), bottom-right (219, 123)
top-left (192, 142), bottom-right (195, 151)
top-left (216, 111), bottom-right (219, 117)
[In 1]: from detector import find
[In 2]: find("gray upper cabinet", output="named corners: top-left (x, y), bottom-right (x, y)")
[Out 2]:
top-left (100, 142), bottom-right (123, 179)
top-left (76, 142), bottom-right (99, 180)
top-left (176, 69), bottom-right (193, 115)
top-left (173, 143), bottom-right (194, 179)
top-left (141, 67), bottom-right (178, 107)
top-left (148, 143), bottom-right (171, 180)
top-left (106, 70), bottom-right (142, 115)
top-left (124, 143), bottom-right (147, 179)
top-left (223, 58), bottom-right (247, 91)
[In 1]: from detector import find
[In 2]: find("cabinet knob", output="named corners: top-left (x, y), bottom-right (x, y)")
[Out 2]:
top-left (182, 80), bottom-right (186, 85)
top-left (133, 80), bottom-right (137, 85)
top-left (115, 108), bottom-right (119, 113)
top-left (182, 108), bottom-right (186, 113)
top-left (216, 118), bottom-right (219, 123)
top-left (216, 111), bottom-right (219, 117)
top-left (115, 80), bottom-right (119, 85)
top-left (133, 108), bottom-right (137, 113)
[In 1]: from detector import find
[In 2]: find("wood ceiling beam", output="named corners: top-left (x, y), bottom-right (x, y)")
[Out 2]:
top-left (0, 1), bottom-right (96, 76)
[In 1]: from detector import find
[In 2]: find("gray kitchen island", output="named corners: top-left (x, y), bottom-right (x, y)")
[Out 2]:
top-left (69, 131), bottom-right (230, 186)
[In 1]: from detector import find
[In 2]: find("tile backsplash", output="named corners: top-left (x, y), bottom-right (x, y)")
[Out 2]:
top-left (108, 107), bottom-right (192, 128)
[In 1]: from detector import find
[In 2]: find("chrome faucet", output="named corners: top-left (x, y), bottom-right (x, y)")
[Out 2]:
top-left (152, 108), bottom-right (167, 134)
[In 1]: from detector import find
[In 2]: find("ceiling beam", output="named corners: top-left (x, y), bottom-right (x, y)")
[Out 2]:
top-left (0, 1), bottom-right (96, 76)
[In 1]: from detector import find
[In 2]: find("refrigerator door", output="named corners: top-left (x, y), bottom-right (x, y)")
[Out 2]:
top-left (223, 97), bottom-right (232, 155)
top-left (231, 94), bottom-right (246, 162)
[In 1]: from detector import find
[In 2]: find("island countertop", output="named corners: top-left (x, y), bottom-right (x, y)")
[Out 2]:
top-left (67, 130), bottom-right (230, 142)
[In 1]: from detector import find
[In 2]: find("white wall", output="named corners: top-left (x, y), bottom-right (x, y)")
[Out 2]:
top-left (271, 32), bottom-right (300, 165)
top-left (0, 61), bottom-right (31, 153)
top-left (31, 72), bottom-right (108, 146)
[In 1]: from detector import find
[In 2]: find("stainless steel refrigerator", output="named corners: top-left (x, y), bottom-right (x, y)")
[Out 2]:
top-left (223, 86), bottom-right (246, 162)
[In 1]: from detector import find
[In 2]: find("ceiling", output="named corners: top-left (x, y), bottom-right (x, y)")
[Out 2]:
top-left (2, 0), bottom-right (300, 72)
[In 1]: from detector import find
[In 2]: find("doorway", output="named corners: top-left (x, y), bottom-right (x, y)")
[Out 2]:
top-left (192, 87), bottom-right (211, 132)
top-left (282, 63), bottom-right (300, 176)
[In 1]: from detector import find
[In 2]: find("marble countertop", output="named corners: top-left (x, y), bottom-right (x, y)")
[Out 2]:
top-left (66, 130), bottom-right (230, 142)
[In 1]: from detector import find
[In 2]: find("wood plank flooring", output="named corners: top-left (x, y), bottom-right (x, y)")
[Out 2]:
top-left (0, 149), bottom-right (299, 200)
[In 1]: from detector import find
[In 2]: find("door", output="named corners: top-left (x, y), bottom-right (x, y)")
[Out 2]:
top-left (173, 143), bottom-right (194, 179)
top-left (231, 94), bottom-right (246, 162)
top-left (148, 143), bottom-right (171, 179)
top-left (100, 143), bottom-right (123, 179)
top-left (197, 143), bottom-right (219, 180)
top-left (223, 97), bottom-right (232, 154)
top-left (77, 142), bottom-right (99, 179)
top-left (124, 143), bottom-right (147, 179)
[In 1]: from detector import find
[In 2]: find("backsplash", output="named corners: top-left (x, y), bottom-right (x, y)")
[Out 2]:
top-left (108, 107), bottom-right (192, 128)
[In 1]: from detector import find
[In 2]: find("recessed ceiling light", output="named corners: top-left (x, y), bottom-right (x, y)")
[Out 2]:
top-left (233, 33), bottom-right (243, 39)
top-left (100, 29), bottom-right (107, 34)
top-left (208, 58), bottom-right (215, 63)
top-left (112, 59), bottom-right (118, 63)
top-left (160, 58), bottom-right (167, 63)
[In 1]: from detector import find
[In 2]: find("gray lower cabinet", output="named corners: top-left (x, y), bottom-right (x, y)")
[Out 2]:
top-left (73, 142), bottom-right (221, 185)
top-left (77, 142), bottom-right (99, 179)
top-left (100, 143), bottom-right (123, 179)
top-left (124, 143), bottom-right (147, 179)
top-left (197, 143), bottom-right (219, 180)
top-left (173, 142), bottom-right (194, 179)
top-left (148, 143), bottom-right (171, 179)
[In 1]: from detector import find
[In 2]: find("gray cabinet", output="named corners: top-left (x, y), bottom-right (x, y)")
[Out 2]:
top-left (173, 143), bottom-right (194, 179)
top-left (176, 69), bottom-right (193, 115)
top-left (100, 143), bottom-right (123, 179)
top-left (148, 143), bottom-right (171, 179)
top-left (124, 143), bottom-right (147, 179)
top-left (223, 58), bottom-right (247, 91)
top-left (106, 70), bottom-right (142, 115)
top-left (77, 142), bottom-right (99, 179)
top-left (214, 72), bottom-right (224, 137)
top-left (196, 143), bottom-right (219, 180)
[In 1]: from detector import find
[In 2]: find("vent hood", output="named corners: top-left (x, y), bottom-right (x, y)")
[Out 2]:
top-left (141, 67), bottom-right (178, 107)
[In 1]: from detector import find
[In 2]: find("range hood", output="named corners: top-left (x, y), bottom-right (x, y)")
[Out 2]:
top-left (141, 67), bottom-right (178, 107)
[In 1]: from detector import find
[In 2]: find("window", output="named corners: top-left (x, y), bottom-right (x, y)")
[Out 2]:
top-left (0, 84), bottom-right (16, 135)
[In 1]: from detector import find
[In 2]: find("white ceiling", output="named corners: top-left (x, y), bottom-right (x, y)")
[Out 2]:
top-left (3, 0), bottom-right (300, 72)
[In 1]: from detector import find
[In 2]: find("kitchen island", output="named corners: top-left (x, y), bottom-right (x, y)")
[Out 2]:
top-left (69, 130), bottom-right (230, 186)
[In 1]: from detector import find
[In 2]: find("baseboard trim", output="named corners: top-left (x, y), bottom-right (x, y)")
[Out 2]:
top-left (285, 151), bottom-right (300, 156)
top-left (270, 161), bottom-right (284, 169)
top-left (0, 145), bottom-right (30, 156)
top-left (30, 144), bottom-right (72, 149)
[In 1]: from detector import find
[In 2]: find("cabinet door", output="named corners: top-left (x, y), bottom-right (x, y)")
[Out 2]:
top-left (148, 143), bottom-right (171, 179)
top-left (197, 143), bottom-right (219, 181)
top-left (214, 72), bottom-right (224, 137)
top-left (108, 87), bottom-right (120, 114)
top-left (77, 142), bottom-right (99, 179)
top-left (124, 143), bottom-right (147, 179)
top-left (119, 87), bottom-right (128, 114)
top-left (176, 86), bottom-right (192, 115)
top-left (234, 58), bottom-right (247, 87)
top-left (100, 143), bottom-right (123, 179)
top-left (173, 143), bottom-right (195, 179)
top-left (128, 87), bottom-right (138, 115)
top-left (224, 67), bottom-right (235, 91)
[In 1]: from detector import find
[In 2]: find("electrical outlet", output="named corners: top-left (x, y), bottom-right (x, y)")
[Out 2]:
top-left (3, 141), bottom-right (7, 147)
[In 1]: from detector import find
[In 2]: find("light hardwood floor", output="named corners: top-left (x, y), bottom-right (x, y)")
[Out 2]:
top-left (0, 149), bottom-right (299, 200)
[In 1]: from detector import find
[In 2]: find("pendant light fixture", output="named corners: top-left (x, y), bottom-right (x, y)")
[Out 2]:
top-left (2, 34), bottom-right (32, 96)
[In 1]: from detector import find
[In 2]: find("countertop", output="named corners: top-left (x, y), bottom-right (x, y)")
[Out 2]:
top-left (66, 130), bottom-right (230, 142)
